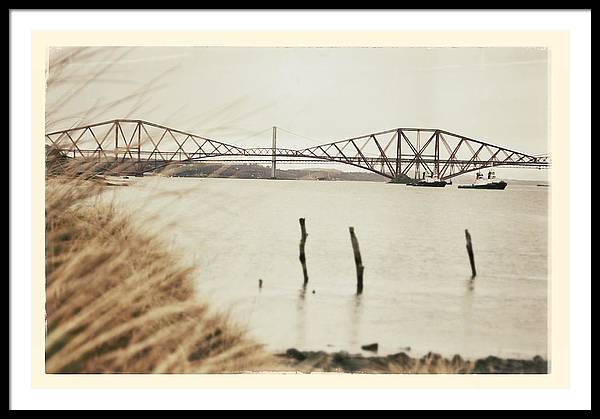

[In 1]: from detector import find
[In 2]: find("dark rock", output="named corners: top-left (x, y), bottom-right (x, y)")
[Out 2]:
top-left (331, 351), bottom-right (365, 373)
top-left (280, 347), bottom-right (547, 374)
top-left (332, 351), bottom-right (351, 363)
top-left (285, 348), bottom-right (307, 362)
top-left (387, 352), bottom-right (413, 369)
top-left (472, 356), bottom-right (548, 374)
top-left (361, 343), bottom-right (379, 352)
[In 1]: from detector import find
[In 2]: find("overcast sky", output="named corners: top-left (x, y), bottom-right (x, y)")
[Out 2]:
top-left (47, 46), bottom-right (549, 180)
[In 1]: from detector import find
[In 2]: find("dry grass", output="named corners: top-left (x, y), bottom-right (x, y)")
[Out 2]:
top-left (44, 47), bottom-right (279, 374)
top-left (44, 175), bottom-right (276, 373)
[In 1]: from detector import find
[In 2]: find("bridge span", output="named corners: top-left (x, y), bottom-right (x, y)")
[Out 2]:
top-left (45, 119), bottom-right (550, 180)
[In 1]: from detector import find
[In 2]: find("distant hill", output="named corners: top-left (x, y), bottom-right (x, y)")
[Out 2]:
top-left (164, 162), bottom-right (389, 182)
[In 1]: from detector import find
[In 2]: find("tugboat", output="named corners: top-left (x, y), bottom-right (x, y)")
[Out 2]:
top-left (407, 172), bottom-right (447, 188)
top-left (458, 170), bottom-right (507, 190)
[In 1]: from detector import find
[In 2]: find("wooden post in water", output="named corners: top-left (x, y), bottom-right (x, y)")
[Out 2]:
top-left (349, 227), bottom-right (364, 294)
top-left (299, 218), bottom-right (309, 286)
top-left (465, 229), bottom-right (477, 278)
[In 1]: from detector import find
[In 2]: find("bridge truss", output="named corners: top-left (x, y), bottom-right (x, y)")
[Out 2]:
top-left (45, 119), bottom-right (550, 180)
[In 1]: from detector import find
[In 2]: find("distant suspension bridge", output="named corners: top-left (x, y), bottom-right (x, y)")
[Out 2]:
top-left (45, 119), bottom-right (550, 180)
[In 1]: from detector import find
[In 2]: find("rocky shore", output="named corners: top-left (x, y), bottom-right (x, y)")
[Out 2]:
top-left (278, 348), bottom-right (548, 374)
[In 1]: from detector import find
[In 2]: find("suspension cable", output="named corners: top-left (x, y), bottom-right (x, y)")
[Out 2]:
top-left (276, 126), bottom-right (324, 145)
top-left (233, 127), bottom-right (274, 145)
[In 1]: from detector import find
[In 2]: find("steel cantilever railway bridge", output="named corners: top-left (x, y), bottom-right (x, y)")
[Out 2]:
top-left (45, 119), bottom-right (550, 180)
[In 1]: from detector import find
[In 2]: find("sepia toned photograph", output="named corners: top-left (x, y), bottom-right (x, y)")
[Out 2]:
top-left (9, 8), bottom-right (594, 411)
top-left (42, 43), bottom-right (556, 375)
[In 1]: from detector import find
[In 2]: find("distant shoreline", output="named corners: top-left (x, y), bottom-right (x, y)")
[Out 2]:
top-left (278, 348), bottom-right (548, 374)
top-left (155, 162), bottom-right (549, 185)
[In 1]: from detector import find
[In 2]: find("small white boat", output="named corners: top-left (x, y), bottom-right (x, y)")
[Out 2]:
top-left (101, 175), bottom-right (134, 186)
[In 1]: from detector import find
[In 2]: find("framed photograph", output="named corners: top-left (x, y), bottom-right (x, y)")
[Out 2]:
top-left (10, 10), bottom-right (590, 410)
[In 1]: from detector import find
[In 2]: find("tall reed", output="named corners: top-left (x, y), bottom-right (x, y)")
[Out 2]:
top-left (45, 171), bottom-right (274, 373)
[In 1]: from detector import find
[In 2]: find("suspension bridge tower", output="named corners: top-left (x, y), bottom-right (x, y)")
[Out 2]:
top-left (271, 126), bottom-right (277, 179)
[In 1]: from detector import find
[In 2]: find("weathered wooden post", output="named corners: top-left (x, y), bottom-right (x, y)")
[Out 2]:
top-left (465, 229), bottom-right (477, 278)
top-left (299, 218), bottom-right (309, 286)
top-left (349, 227), bottom-right (364, 295)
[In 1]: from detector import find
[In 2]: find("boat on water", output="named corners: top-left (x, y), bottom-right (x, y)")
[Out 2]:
top-left (407, 173), bottom-right (447, 187)
top-left (98, 175), bottom-right (135, 186)
top-left (458, 170), bottom-right (507, 190)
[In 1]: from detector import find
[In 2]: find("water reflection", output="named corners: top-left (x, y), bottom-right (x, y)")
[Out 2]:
top-left (467, 278), bottom-right (475, 292)
top-left (296, 286), bottom-right (307, 347)
top-left (462, 277), bottom-right (475, 356)
top-left (350, 294), bottom-right (363, 348)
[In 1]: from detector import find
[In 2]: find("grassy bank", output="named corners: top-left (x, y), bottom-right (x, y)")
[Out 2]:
top-left (45, 177), bottom-right (274, 373)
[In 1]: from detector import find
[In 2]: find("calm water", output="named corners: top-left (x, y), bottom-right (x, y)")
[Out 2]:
top-left (108, 177), bottom-right (549, 360)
